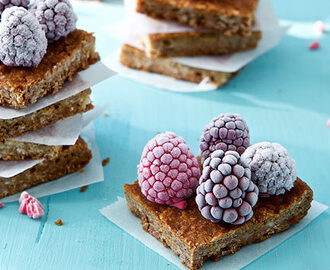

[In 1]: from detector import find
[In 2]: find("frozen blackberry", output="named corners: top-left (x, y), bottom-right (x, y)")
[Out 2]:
top-left (31, 0), bottom-right (77, 42)
top-left (242, 142), bottom-right (297, 196)
top-left (0, 7), bottom-right (47, 67)
top-left (196, 150), bottom-right (259, 225)
top-left (200, 113), bottom-right (250, 163)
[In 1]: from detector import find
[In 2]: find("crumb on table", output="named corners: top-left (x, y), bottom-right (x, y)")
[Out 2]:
top-left (103, 113), bottom-right (109, 117)
top-left (80, 185), bottom-right (89, 192)
top-left (102, 157), bottom-right (110, 166)
top-left (79, 168), bottom-right (85, 173)
top-left (55, 219), bottom-right (63, 226)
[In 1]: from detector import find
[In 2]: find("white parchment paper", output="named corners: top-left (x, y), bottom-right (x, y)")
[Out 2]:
top-left (100, 198), bottom-right (328, 270)
top-left (0, 159), bottom-right (43, 178)
top-left (103, 52), bottom-right (218, 92)
top-left (0, 62), bottom-right (115, 120)
top-left (10, 104), bottom-right (108, 146)
top-left (0, 123), bottom-right (104, 203)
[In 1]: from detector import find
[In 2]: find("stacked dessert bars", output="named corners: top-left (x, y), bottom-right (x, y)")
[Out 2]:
top-left (0, 30), bottom-right (100, 199)
top-left (120, 0), bottom-right (261, 87)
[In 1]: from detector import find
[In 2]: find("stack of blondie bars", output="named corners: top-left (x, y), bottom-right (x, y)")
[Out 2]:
top-left (120, 0), bottom-right (262, 87)
top-left (0, 29), bottom-right (100, 199)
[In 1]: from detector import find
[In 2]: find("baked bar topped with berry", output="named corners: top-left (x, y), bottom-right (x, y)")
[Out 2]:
top-left (0, 1), bottom-right (99, 109)
top-left (124, 113), bottom-right (313, 269)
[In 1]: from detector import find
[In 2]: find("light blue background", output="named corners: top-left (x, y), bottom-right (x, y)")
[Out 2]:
top-left (1, 0), bottom-right (329, 269)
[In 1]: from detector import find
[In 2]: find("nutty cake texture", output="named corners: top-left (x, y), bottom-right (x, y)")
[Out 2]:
top-left (124, 178), bottom-right (313, 269)
top-left (142, 31), bottom-right (262, 58)
top-left (0, 137), bottom-right (92, 199)
top-left (136, 0), bottom-right (258, 36)
top-left (0, 89), bottom-right (93, 141)
top-left (0, 140), bottom-right (62, 161)
top-left (120, 44), bottom-right (238, 87)
top-left (0, 29), bottom-right (100, 109)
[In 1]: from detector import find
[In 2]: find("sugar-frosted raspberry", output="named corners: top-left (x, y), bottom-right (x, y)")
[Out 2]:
top-left (0, 0), bottom-right (29, 15)
top-left (19, 191), bottom-right (44, 219)
top-left (196, 150), bottom-right (259, 225)
top-left (30, 0), bottom-right (77, 42)
top-left (138, 132), bottom-right (201, 208)
top-left (0, 7), bottom-right (47, 67)
top-left (242, 142), bottom-right (296, 196)
top-left (200, 113), bottom-right (250, 163)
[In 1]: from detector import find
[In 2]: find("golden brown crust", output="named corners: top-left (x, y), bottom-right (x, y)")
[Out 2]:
top-left (124, 178), bottom-right (313, 269)
top-left (0, 89), bottom-right (93, 141)
top-left (136, 0), bottom-right (258, 36)
top-left (0, 29), bottom-right (100, 109)
top-left (143, 31), bottom-right (262, 58)
top-left (0, 137), bottom-right (92, 199)
top-left (120, 44), bottom-right (237, 87)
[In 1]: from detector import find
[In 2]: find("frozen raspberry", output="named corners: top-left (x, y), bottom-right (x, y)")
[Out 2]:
top-left (0, 0), bottom-right (29, 15)
top-left (138, 132), bottom-right (201, 208)
top-left (19, 191), bottom-right (44, 219)
top-left (242, 142), bottom-right (296, 196)
top-left (199, 113), bottom-right (250, 163)
top-left (30, 0), bottom-right (77, 42)
top-left (196, 150), bottom-right (259, 225)
top-left (0, 7), bottom-right (47, 67)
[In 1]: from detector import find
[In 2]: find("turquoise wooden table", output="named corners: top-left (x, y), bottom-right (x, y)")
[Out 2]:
top-left (1, 0), bottom-right (329, 269)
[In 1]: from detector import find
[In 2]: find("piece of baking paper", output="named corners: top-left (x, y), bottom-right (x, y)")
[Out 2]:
top-left (0, 159), bottom-right (43, 178)
top-left (108, 0), bottom-right (278, 45)
top-left (103, 52), bottom-right (218, 92)
top-left (0, 62), bottom-right (115, 120)
top-left (100, 198), bottom-right (328, 270)
top-left (0, 123), bottom-right (104, 203)
top-left (10, 104), bottom-right (108, 146)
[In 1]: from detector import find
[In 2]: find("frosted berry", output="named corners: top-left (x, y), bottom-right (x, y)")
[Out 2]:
top-left (30, 0), bottom-right (77, 42)
top-left (0, 7), bottom-right (47, 67)
top-left (200, 113), bottom-right (250, 163)
top-left (196, 150), bottom-right (259, 225)
top-left (0, 0), bottom-right (29, 15)
top-left (242, 142), bottom-right (297, 196)
top-left (138, 132), bottom-right (200, 208)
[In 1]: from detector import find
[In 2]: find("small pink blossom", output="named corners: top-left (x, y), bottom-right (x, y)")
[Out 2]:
top-left (309, 41), bottom-right (320, 50)
top-left (19, 191), bottom-right (44, 219)
top-left (313, 21), bottom-right (324, 35)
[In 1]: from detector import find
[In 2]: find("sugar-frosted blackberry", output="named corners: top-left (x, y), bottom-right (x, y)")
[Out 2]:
top-left (196, 150), bottom-right (259, 225)
top-left (0, 0), bottom-right (29, 15)
top-left (241, 142), bottom-right (297, 196)
top-left (30, 0), bottom-right (77, 42)
top-left (0, 7), bottom-right (47, 67)
top-left (200, 113), bottom-right (250, 163)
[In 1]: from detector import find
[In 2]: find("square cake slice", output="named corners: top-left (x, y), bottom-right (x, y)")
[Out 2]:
top-left (142, 31), bottom-right (262, 58)
top-left (0, 29), bottom-right (100, 109)
top-left (136, 0), bottom-right (258, 36)
top-left (0, 140), bottom-right (63, 161)
top-left (120, 44), bottom-right (238, 87)
top-left (0, 88), bottom-right (93, 141)
top-left (0, 137), bottom-right (92, 199)
top-left (124, 178), bottom-right (313, 270)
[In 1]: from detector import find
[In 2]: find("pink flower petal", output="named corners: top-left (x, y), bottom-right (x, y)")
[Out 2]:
top-left (309, 41), bottom-right (320, 50)
top-left (19, 191), bottom-right (44, 219)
